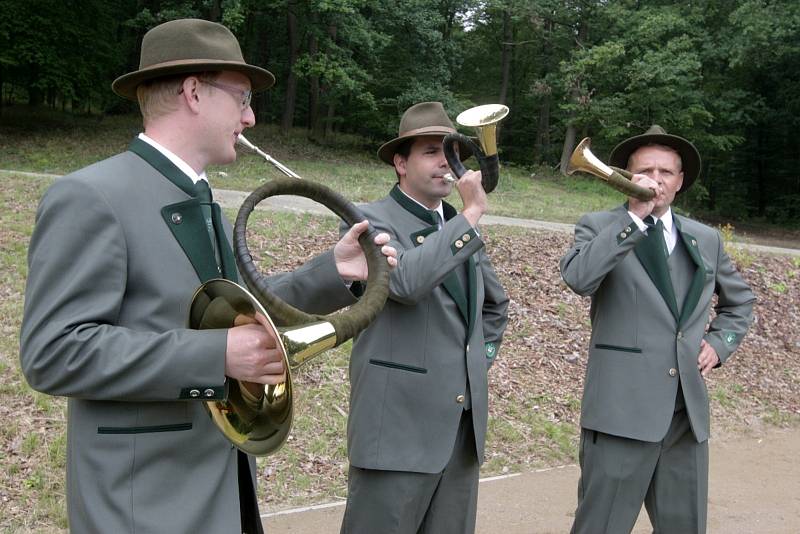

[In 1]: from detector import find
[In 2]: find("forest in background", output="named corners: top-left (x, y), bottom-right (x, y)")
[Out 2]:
top-left (1, 0), bottom-right (798, 226)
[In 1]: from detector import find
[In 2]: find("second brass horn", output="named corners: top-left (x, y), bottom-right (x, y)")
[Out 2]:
top-left (188, 135), bottom-right (390, 456)
top-left (442, 104), bottom-right (509, 194)
top-left (566, 137), bottom-right (655, 201)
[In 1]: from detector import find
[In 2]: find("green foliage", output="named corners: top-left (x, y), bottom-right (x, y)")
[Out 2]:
top-left (1, 0), bottom-right (799, 227)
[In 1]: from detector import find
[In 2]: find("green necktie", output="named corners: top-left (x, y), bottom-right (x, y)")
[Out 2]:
top-left (645, 216), bottom-right (669, 258)
top-left (431, 210), bottom-right (443, 229)
top-left (195, 180), bottom-right (220, 267)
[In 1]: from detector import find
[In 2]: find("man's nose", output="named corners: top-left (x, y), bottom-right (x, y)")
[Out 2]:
top-left (242, 106), bottom-right (256, 127)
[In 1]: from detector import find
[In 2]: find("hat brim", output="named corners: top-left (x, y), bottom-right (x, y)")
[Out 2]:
top-left (608, 133), bottom-right (701, 194)
top-left (112, 59), bottom-right (275, 101)
top-left (377, 129), bottom-right (474, 166)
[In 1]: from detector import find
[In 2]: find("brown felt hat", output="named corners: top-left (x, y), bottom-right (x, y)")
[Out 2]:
top-left (112, 18), bottom-right (275, 101)
top-left (608, 124), bottom-right (701, 193)
top-left (377, 102), bottom-right (472, 165)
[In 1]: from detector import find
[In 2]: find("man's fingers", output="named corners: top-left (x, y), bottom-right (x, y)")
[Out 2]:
top-left (373, 231), bottom-right (391, 245)
top-left (348, 220), bottom-right (369, 239)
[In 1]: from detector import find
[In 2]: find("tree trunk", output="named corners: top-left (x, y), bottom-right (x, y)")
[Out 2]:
top-left (281, 1), bottom-right (299, 135)
top-left (498, 8), bottom-right (512, 106)
top-left (324, 101), bottom-right (336, 139)
top-left (535, 95), bottom-right (551, 162)
top-left (208, 0), bottom-right (222, 22)
top-left (307, 32), bottom-right (320, 133)
top-left (559, 122), bottom-right (577, 175)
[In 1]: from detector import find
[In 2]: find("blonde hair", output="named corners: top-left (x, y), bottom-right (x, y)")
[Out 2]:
top-left (137, 72), bottom-right (219, 125)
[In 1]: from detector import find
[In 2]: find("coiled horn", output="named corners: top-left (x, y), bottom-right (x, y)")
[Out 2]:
top-left (188, 135), bottom-right (390, 456)
top-left (442, 104), bottom-right (509, 194)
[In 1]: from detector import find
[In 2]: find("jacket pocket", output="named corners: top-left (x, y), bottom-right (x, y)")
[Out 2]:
top-left (368, 359), bottom-right (428, 374)
top-left (594, 343), bottom-right (642, 354)
top-left (97, 423), bottom-right (193, 434)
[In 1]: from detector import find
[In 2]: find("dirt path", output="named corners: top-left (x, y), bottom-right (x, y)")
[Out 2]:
top-left (262, 427), bottom-right (800, 533)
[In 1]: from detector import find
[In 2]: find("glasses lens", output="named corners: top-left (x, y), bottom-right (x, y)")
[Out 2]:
top-left (242, 91), bottom-right (252, 110)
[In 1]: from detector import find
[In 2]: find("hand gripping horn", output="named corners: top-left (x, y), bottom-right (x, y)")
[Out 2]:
top-left (188, 135), bottom-right (390, 456)
top-left (441, 104), bottom-right (509, 194)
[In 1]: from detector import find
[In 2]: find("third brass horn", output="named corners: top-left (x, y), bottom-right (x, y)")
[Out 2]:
top-left (567, 137), bottom-right (655, 201)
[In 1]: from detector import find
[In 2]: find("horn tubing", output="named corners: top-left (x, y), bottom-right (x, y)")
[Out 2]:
top-left (234, 176), bottom-right (390, 345)
top-left (442, 133), bottom-right (500, 194)
top-left (567, 137), bottom-right (655, 201)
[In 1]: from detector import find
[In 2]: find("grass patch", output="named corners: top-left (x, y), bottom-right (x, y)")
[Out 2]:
top-left (1, 141), bottom-right (798, 529)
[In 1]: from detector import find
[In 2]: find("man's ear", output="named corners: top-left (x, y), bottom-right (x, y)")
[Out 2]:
top-left (393, 152), bottom-right (407, 178)
top-left (180, 76), bottom-right (202, 113)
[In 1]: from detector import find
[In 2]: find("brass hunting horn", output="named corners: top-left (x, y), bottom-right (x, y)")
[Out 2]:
top-left (188, 134), bottom-right (390, 456)
top-left (442, 104), bottom-right (509, 194)
top-left (566, 137), bottom-right (655, 201)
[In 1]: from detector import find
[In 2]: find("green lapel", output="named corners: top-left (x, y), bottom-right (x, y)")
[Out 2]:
top-left (129, 138), bottom-right (225, 283)
top-left (392, 185), bottom-right (470, 325)
top-left (634, 220), bottom-right (679, 322)
top-left (212, 204), bottom-right (239, 283)
top-left (674, 217), bottom-right (705, 327)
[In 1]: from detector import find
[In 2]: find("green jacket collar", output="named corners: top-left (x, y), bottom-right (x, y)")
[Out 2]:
top-left (129, 137), bottom-right (237, 283)
top-left (389, 184), bottom-right (458, 225)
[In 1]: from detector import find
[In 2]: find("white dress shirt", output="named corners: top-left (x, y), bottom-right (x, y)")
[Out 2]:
top-left (628, 208), bottom-right (678, 254)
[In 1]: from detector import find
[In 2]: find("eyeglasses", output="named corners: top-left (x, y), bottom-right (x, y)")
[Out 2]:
top-left (200, 80), bottom-right (252, 110)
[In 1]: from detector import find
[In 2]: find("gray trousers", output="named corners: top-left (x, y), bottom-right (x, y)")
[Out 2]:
top-left (340, 409), bottom-right (479, 534)
top-left (571, 404), bottom-right (709, 534)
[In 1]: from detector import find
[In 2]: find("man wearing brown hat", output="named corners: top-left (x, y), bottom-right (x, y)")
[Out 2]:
top-left (560, 125), bottom-right (755, 533)
top-left (19, 18), bottom-right (395, 533)
top-left (338, 101), bottom-right (509, 533)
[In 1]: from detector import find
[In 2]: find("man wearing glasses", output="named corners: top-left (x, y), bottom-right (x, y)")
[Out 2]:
top-left (20, 18), bottom-right (396, 534)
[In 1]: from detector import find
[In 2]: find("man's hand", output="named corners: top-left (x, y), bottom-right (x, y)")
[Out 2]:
top-left (628, 173), bottom-right (660, 220)
top-left (457, 169), bottom-right (487, 226)
top-left (334, 220), bottom-right (397, 280)
top-left (697, 339), bottom-right (720, 377)
top-left (225, 313), bottom-right (286, 386)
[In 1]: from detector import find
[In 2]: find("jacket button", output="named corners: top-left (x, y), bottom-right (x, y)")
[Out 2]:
top-left (456, 395), bottom-right (465, 404)
top-left (626, 226), bottom-right (632, 233)
top-left (466, 344), bottom-right (470, 352)
top-left (189, 389), bottom-right (200, 398)
top-left (668, 368), bottom-right (678, 377)
top-left (454, 239), bottom-right (464, 249)
top-left (416, 235), bottom-right (425, 244)
top-left (619, 232), bottom-right (627, 238)
top-left (204, 388), bottom-right (215, 398)
top-left (462, 233), bottom-right (471, 241)
top-left (171, 212), bottom-right (183, 224)
top-left (677, 331), bottom-right (683, 339)
top-left (691, 239), bottom-right (697, 246)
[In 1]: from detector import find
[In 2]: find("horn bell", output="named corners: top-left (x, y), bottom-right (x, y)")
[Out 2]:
top-left (189, 278), bottom-right (336, 456)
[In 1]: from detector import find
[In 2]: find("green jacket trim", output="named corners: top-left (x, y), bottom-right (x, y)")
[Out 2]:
top-left (129, 137), bottom-right (238, 283)
top-left (594, 343), bottom-right (643, 354)
top-left (634, 224), bottom-right (679, 322)
top-left (97, 423), bottom-right (193, 434)
top-left (368, 359), bottom-right (428, 374)
top-left (674, 217), bottom-right (706, 327)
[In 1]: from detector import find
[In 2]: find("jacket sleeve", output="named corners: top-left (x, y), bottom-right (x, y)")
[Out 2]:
top-left (19, 179), bottom-right (228, 401)
top-left (559, 209), bottom-right (646, 296)
top-left (265, 249), bottom-right (358, 315)
top-left (341, 213), bottom-right (484, 305)
top-left (703, 230), bottom-right (756, 364)
top-left (479, 249), bottom-right (510, 368)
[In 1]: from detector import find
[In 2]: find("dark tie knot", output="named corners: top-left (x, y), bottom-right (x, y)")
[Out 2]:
top-left (195, 180), bottom-right (213, 204)
top-left (430, 210), bottom-right (443, 228)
